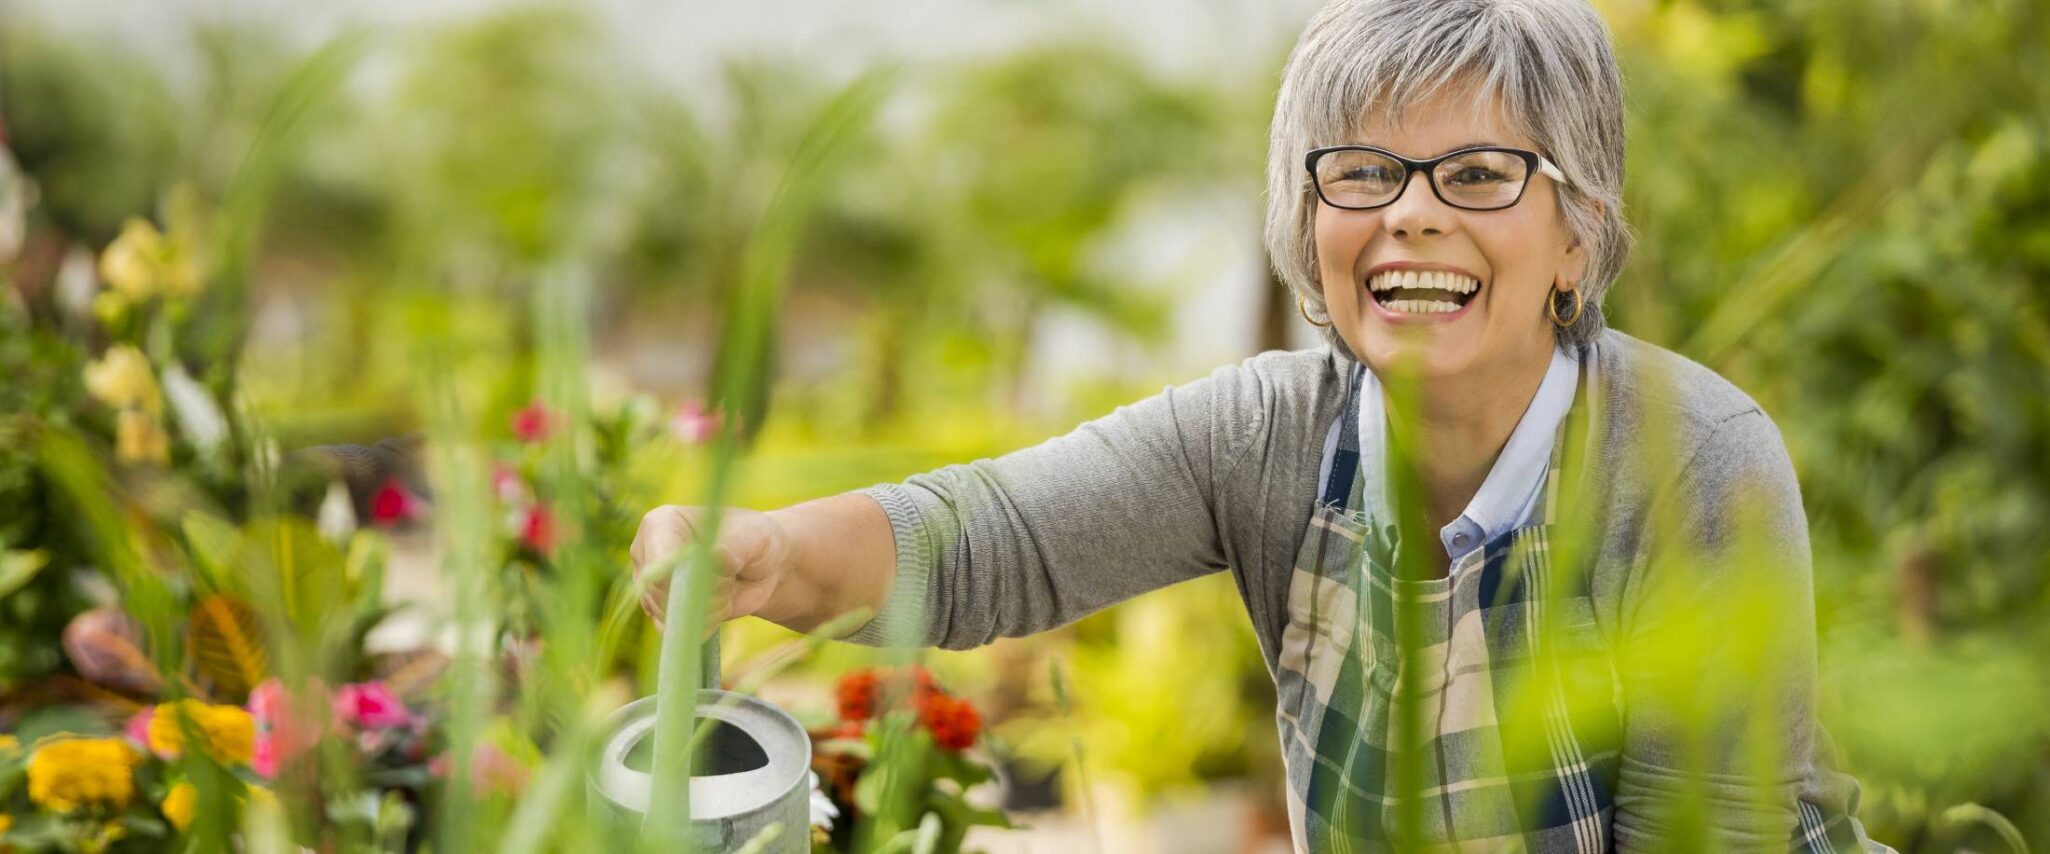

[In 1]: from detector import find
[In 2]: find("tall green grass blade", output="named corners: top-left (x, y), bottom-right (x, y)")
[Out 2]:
top-left (644, 66), bottom-right (894, 852)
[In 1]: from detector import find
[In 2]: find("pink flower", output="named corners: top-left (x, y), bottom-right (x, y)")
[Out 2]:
top-left (369, 479), bottom-right (422, 525)
top-left (521, 505), bottom-right (556, 554)
top-left (491, 463), bottom-right (528, 504)
top-left (247, 677), bottom-right (327, 779)
top-left (247, 678), bottom-right (285, 725)
top-left (670, 400), bottom-right (720, 445)
top-left (124, 707), bottom-right (153, 746)
top-left (332, 682), bottom-right (413, 730)
top-left (511, 400), bottom-right (552, 443)
top-left (252, 733), bottom-right (280, 778)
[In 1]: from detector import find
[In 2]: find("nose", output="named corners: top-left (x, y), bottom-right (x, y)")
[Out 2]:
top-left (1381, 169), bottom-right (1454, 239)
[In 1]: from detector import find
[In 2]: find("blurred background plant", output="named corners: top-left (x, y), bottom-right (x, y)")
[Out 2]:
top-left (1, 0), bottom-right (2046, 850)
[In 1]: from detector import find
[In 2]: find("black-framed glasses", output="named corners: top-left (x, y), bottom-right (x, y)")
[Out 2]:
top-left (1304, 145), bottom-right (1569, 212)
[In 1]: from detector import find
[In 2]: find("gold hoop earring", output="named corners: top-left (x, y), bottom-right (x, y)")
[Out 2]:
top-left (1548, 286), bottom-right (1585, 328)
top-left (1298, 297), bottom-right (1333, 328)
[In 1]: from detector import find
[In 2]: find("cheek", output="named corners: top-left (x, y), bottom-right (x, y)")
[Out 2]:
top-left (1475, 216), bottom-right (1565, 304)
top-left (1312, 211), bottom-right (1368, 286)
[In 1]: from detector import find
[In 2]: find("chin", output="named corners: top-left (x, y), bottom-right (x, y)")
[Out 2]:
top-left (1344, 324), bottom-right (1483, 382)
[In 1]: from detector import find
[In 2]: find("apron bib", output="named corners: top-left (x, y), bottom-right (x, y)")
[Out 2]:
top-left (1271, 362), bottom-right (1866, 853)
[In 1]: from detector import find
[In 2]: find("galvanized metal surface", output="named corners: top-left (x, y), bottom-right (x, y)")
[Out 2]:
top-left (589, 691), bottom-right (812, 853)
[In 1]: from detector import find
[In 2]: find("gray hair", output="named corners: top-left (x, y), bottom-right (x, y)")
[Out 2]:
top-left (1264, 0), bottom-right (1631, 352)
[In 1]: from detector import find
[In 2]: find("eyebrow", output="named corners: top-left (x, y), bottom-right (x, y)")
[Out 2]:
top-left (1360, 141), bottom-right (1504, 157)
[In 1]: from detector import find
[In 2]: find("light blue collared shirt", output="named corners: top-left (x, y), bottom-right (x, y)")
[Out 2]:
top-left (1318, 346), bottom-right (1581, 569)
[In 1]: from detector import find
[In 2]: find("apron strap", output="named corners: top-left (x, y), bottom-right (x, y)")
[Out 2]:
top-left (1319, 363), bottom-right (1367, 509)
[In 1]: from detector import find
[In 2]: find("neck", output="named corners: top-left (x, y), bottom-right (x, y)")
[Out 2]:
top-left (1382, 343), bottom-right (1555, 528)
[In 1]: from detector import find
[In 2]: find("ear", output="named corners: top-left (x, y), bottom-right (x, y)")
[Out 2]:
top-left (1556, 199), bottom-right (1602, 291)
top-left (1555, 237), bottom-right (1591, 293)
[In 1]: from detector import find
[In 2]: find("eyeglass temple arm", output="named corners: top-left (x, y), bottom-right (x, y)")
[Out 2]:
top-left (1536, 155), bottom-right (1568, 186)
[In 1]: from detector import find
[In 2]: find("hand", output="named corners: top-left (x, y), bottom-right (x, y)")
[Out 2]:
top-left (630, 506), bottom-right (791, 629)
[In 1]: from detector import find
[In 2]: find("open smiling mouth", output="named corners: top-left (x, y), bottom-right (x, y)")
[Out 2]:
top-left (1367, 269), bottom-right (1481, 315)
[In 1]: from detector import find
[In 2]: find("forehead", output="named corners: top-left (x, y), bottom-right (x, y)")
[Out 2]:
top-left (1352, 82), bottom-right (1537, 156)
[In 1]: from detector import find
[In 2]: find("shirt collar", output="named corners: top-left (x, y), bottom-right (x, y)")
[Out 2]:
top-left (1355, 345), bottom-right (1580, 563)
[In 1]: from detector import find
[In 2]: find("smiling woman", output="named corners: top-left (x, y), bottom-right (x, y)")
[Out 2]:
top-left (632, 0), bottom-right (1890, 850)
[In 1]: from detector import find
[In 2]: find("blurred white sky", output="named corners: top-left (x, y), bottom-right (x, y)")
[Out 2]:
top-left (13, 0), bottom-right (1322, 88)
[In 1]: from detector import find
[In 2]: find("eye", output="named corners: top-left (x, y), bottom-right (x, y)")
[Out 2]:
top-left (1446, 167), bottom-right (1508, 185)
top-left (1341, 165), bottom-right (1398, 183)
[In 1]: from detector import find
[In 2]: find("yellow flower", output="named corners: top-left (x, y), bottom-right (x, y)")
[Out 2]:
top-left (0, 733), bottom-right (18, 753)
top-left (1, 812), bottom-right (11, 835)
top-left (26, 738), bottom-right (140, 813)
top-left (147, 700), bottom-right (256, 766)
top-left (99, 218), bottom-right (164, 299)
top-left (83, 346), bottom-right (162, 416)
top-left (92, 291), bottom-right (130, 326)
top-left (161, 781), bottom-right (198, 833)
top-left (115, 410), bottom-right (172, 465)
top-left (98, 217), bottom-right (202, 301)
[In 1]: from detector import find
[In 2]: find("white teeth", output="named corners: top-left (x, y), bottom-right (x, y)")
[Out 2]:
top-left (1382, 297), bottom-right (1463, 315)
top-left (1368, 269), bottom-right (1479, 294)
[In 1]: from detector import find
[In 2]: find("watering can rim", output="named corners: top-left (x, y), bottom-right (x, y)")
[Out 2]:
top-left (591, 690), bottom-right (812, 820)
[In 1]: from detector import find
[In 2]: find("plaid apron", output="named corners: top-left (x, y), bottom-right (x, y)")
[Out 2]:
top-left (1273, 361), bottom-right (1871, 853)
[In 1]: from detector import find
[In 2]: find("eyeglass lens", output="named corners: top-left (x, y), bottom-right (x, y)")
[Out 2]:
top-left (1313, 149), bottom-right (1531, 210)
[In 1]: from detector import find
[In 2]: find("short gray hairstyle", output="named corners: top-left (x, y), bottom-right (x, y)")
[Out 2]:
top-left (1264, 0), bottom-right (1631, 352)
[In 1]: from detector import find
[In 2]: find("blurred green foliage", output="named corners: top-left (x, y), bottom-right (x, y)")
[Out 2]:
top-left (4, 0), bottom-right (2048, 848)
top-left (1607, 2), bottom-right (2050, 844)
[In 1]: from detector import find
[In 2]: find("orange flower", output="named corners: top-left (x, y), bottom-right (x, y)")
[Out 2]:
top-left (917, 693), bottom-right (982, 752)
top-left (835, 668), bottom-right (881, 722)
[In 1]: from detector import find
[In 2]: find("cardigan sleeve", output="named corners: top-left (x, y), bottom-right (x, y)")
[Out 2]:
top-left (842, 357), bottom-right (1272, 650)
top-left (1610, 406), bottom-right (1820, 850)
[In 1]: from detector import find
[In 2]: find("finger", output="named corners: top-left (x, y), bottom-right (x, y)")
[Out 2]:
top-left (631, 506), bottom-right (669, 572)
top-left (712, 546), bottom-right (747, 598)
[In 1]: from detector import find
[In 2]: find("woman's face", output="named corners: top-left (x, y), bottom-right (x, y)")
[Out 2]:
top-left (1314, 87), bottom-right (1587, 384)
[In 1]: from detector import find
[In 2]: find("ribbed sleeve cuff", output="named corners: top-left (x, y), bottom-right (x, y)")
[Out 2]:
top-left (842, 483), bottom-right (942, 647)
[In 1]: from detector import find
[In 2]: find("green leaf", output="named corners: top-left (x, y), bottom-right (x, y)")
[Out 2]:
top-left (180, 511), bottom-right (239, 594)
top-left (925, 787), bottom-right (1014, 831)
top-left (186, 594), bottom-right (267, 701)
top-left (118, 811), bottom-right (171, 838)
top-left (234, 517), bottom-right (347, 643)
top-left (0, 548), bottom-right (48, 599)
top-left (930, 751), bottom-right (993, 787)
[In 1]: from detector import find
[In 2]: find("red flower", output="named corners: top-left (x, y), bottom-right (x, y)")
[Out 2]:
top-left (511, 400), bottom-right (552, 443)
top-left (835, 668), bottom-right (881, 722)
top-left (370, 479), bottom-right (422, 525)
top-left (917, 692), bottom-right (981, 752)
top-left (333, 681), bottom-right (414, 730)
top-left (521, 505), bottom-right (556, 554)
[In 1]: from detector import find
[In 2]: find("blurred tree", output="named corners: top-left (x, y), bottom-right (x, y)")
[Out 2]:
top-left (920, 42), bottom-right (1242, 410)
top-left (1607, 0), bottom-right (2050, 844)
top-left (0, 28), bottom-right (179, 243)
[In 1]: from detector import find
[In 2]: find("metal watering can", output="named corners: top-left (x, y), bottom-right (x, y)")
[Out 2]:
top-left (588, 635), bottom-right (815, 853)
